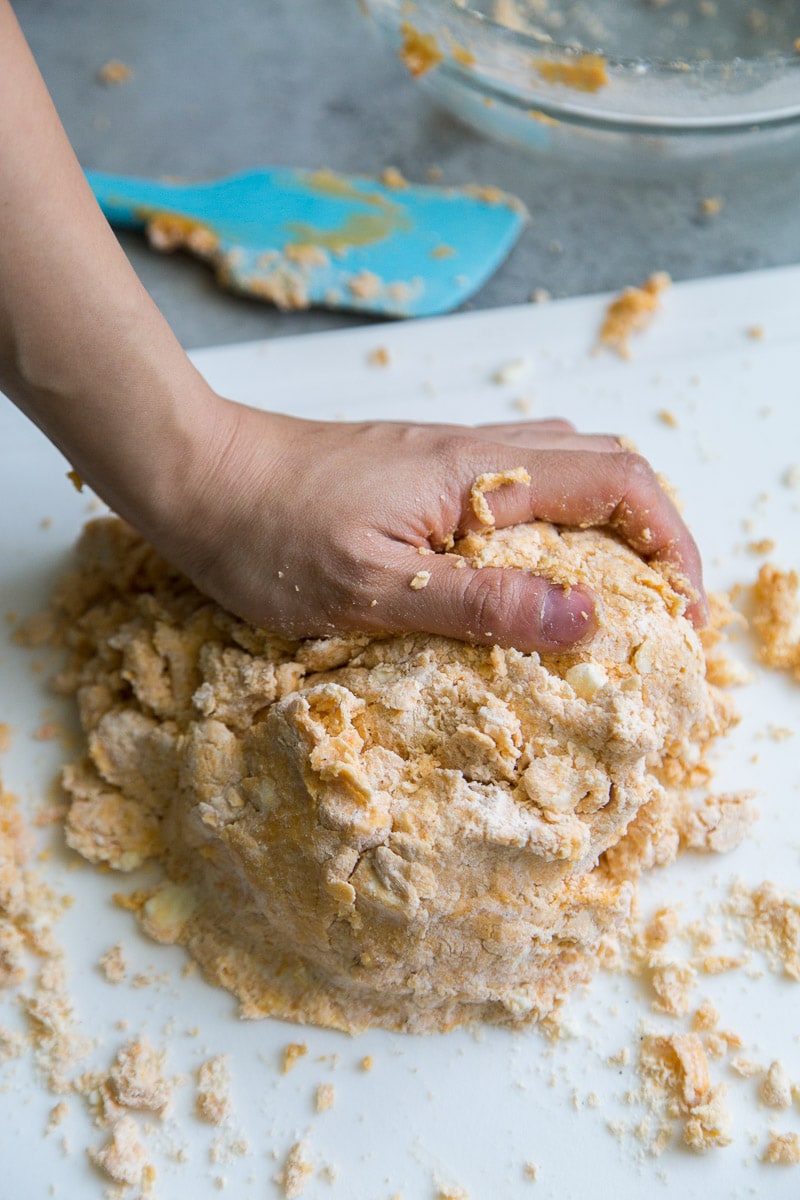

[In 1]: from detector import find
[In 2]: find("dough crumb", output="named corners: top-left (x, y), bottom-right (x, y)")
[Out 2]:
top-left (147, 214), bottom-right (219, 258)
top-left (282, 1043), bottom-right (308, 1074)
top-left (677, 792), bottom-right (757, 855)
top-left (729, 1055), bottom-right (762, 1078)
top-left (196, 1055), bottom-right (233, 1126)
top-left (347, 270), bottom-right (382, 300)
top-left (398, 22), bottom-right (444, 77)
top-left (410, 571), bottom-right (431, 590)
top-left (701, 590), bottom-right (751, 687)
top-left (46, 1100), bottom-right (69, 1133)
top-left (751, 563), bottom-right (800, 680)
top-left (492, 358), bottom-right (530, 385)
top-left (692, 1000), bottom-right (719, 1032)
top-left (698, 197), bottom-right (724, 218)
top-left (644, 907), bottom-right (680, 950)
top-left (98, 943), bottom-right (127, 984)
top-left (275, 1140), bottom-right (314, 1198)
top-left (469, 467), bottom-right (531, 526)
top-left (97, 60), bottom-right (133, 86)
top-left (725, 881), bottom-right (800, 980)
top-left (638, 1033), bottom-right (732, 1152)
top-left (89, 1115), bottom-right (151, 1186)
top-left (381, 166), bottom-right (408, 190)
top-left (367, 347), bottom-right (390, 367)
top-left (760, 1061), bottom-right (793, 1110)
top-left (649, 959), bottom-right (696, 1017)
top-left (534, 53), bottom-right (608, 93)
top-left (763, 1132), bottom-right (800, 1165)
top-left (315, 1082), bottom-right (335, 1112)
top-left (598, 273), bottom-right (670, 359)
top-left (700, 954), bottom-right (748, 975)
top-left (98, 1037), bottom-right (173, 1122)
top-left (283, 244), bottom-right (329, 270)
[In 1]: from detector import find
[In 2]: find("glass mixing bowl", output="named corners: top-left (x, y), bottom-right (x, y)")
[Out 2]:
top-left (361, 0), bottom-right (800, 171)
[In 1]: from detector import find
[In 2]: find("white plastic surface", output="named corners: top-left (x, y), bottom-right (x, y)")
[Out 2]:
top-left (1, 266), bottom-right (799, 1199)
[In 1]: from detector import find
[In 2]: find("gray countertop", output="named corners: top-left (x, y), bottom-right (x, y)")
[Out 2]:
top-left (18, 0), bottom-right (800, 350)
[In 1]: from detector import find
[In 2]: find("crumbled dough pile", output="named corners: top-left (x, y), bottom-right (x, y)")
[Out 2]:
top-left (0, 788), bottom-right (171, 1189)
top-left (603, 863), bottom-right (800, 1160)
top-left (48, 517), bottom-right (737, 1034)
top-left (0, 786), bottom-right (85, 1091)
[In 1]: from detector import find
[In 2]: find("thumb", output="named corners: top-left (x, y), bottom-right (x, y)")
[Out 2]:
top-left (377, 551), bottom-right (597, 653)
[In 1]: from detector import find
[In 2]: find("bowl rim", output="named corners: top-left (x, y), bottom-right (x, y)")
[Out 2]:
top-left (429, 0), bottom-right (800, 77)
top-left (438, 58), bottom-right (800, 130)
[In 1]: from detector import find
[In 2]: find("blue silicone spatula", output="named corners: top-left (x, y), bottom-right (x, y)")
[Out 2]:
top-left (86, 167), bottom-right (526, 319)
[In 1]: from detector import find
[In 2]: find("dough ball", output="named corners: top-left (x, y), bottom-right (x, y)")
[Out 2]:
top-left (58, 518), bottom-right (731, 1032)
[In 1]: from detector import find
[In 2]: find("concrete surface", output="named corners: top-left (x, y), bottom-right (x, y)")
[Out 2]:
top-left (16, 0), bottom-right (800, 349)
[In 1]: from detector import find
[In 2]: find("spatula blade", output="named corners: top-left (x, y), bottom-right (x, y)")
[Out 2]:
top-left (87, 167), bottom-right (527, 318)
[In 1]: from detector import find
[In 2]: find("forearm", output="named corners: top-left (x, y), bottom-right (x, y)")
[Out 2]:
top-left (0, 1), bottom-right (215, 533)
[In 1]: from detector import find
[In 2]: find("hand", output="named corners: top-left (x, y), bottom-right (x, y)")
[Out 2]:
top-left (160, 398), bottom-right (706, 653)
top-left (0, 3), bottom-right (705, 654)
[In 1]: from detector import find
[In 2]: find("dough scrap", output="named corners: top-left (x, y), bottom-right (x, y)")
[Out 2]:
top-left (52, 518), bottom-right (735, 1033)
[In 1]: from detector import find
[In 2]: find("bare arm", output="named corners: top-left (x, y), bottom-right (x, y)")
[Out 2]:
top-left (0, 0), bottom-right (706, 648)
top-left (0, 0), bottom-right (219, 539)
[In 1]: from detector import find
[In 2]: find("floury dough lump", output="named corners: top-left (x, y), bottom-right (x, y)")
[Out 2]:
top-left (54, 518), bottom-right (734, 1032)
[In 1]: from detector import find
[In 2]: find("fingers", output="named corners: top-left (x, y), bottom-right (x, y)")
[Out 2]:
top-left (477, 418), bottom-right (576, 434)
top-left (470, 420), bottom-right (624, 455)
top-left (373, 549), bottom-right (597, 653)
top-left (454, 447), bottom-right (706, 627)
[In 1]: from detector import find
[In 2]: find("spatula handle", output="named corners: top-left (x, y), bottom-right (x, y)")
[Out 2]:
top-left (85, 170), bottom-right (201, 228)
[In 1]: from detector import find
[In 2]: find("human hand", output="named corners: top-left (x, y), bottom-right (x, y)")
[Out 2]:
top-left (0, 2), bottom-right (704, 655)
top-left (161, 399), bottom-right (706, 652)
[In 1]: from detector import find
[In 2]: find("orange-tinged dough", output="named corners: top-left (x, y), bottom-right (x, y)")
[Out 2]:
top-left (54, 518), bottom-right (733, 1032)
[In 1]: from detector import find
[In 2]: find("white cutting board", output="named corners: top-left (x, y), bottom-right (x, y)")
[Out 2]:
top-left (1, 267), bottom-right (799, 1200)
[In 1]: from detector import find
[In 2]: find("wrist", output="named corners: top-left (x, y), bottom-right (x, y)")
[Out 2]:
top-left (8, 308), bottom-right (222, 549)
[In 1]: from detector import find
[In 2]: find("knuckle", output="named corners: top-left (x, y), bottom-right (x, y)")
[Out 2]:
top-left (437, 432), bottom-right (475, 472)
top-left (619, 451), bottom-right (657, 495)
top-left (311, 539), bottom-right (378, 615)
